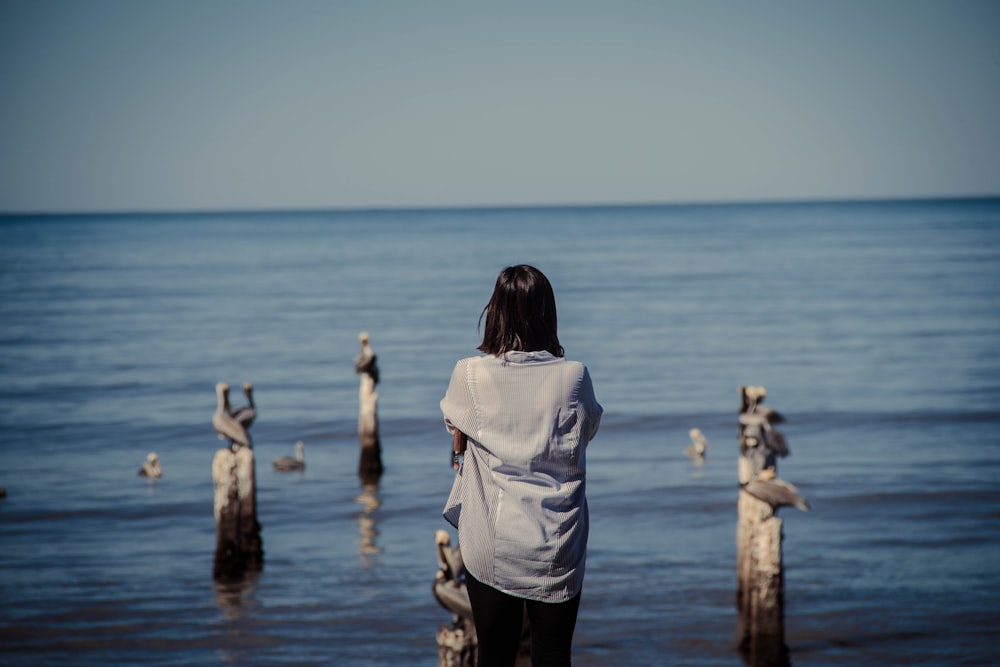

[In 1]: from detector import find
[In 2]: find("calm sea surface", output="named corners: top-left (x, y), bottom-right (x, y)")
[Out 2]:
top-left (1, 199), bottom-right (999, 666)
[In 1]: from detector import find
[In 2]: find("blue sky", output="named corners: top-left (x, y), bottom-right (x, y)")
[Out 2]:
top-left (1, 0), bottom-right (998, 212)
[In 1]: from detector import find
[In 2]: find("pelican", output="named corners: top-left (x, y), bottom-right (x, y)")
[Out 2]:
top-left (435, 529), bottom-right (465, 581)
top-left (754, 403), bottom-right (785, 424)
top-left (138, 452), bottom-right (162, 478)
top-left (354, 332), bottom-right (379, 384)
top-left (230, 382), bottom-right (255, 429)
top-left (762, 426), bottom-right (789, 457)
top-left (686, 427), bottom-right (710, 461)
top-left (433, 530), bottom-right (472, 620)
top-left (213, 382), bottom-right (252, 449)
top-left (738, 412), bottom-right (768, 428)
top-left (742, 468), bottom-right (810, 512)
top-left (273, 441), bottom-right (305, 472)
top-left (741, 437), bottom-right (772, 480)
top-left (740, 386), bottom-right (790, 460)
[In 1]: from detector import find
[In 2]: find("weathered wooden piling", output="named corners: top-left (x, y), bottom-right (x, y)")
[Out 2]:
top-left (736, 385), bottom-right (800, 667)
top-left (212, 382), bottom-right (263, 581)
top-left (355, 332), bottom-right (384, 484)
top-left (736, 488), bottom-right (787, 666)
top-left (436, 621), bottom-right (477, 667)
top-left (212, 446), bottom-right (263, 580)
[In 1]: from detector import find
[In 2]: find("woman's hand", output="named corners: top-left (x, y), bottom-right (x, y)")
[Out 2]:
top-left (452, 430), bottom-right (468, 471)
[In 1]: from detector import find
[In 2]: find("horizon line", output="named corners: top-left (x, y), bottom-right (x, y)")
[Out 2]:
top-left (2, 192), bottom-right (999, 218)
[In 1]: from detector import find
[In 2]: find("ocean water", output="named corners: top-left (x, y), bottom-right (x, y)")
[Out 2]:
top-left (1, 199), bottom-right (998, 666)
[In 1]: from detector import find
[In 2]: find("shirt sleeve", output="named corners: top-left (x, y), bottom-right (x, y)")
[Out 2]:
top-left (440, 357), bottom-right (479, 437)
top-left (579, 366), bottom-right (603, 441)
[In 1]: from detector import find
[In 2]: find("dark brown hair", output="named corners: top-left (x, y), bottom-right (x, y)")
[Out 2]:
top-left (478, 265), bottom-right (564, 357)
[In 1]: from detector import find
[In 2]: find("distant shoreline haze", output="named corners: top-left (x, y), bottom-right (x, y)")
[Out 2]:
top-left (3, 193), bottom-right (999, 219)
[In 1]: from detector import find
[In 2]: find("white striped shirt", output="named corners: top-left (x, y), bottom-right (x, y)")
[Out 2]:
top-left (441, 351), bottom-right (602, 602)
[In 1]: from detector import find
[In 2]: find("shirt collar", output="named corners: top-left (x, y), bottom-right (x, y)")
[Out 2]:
top-left (499, 350), bottom-right (558, 364)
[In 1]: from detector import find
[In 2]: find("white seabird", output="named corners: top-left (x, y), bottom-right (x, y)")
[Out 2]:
top-left (686, 427), bottom-right (710, 462)
top-left (138, 452), bottom-right (162, 478)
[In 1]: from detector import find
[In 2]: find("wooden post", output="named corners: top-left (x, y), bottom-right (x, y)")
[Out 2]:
top-left (736, 385), bottom-right (791, 667)
top-left (436, 608), bottom-right (530, 667)
top-left (437, 621), bottom-right (476, 667)
top-left (737, 489), bottom-right (787, 666)
top-left (212, 445), bottom-right (263, 581)
top-left (211, 446), bottom-right (264, 580)
top-left (236, 446), bottom-right (263, 569)
top-left (355, 332), bottom-right (384, 484)
top-left (213, 448), bottom-right (241, 580)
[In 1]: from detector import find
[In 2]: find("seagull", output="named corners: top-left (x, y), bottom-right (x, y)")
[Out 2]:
top-left (686, 427), bottom-right (710, 462)
top-left (137, 452), bottom-right (162, 478)
top-left (213, 382), bottom-right (252, 449)
top-left (433, 530), bottom-right (472, 620)
top-left (742, 468), bottom-right (810, 512)
top-left (230, 382), bottom-right (256, 429)
top-left (354, 332), bottom-right (379, 384)
top-left (273, 441), bottom-right (306, 472)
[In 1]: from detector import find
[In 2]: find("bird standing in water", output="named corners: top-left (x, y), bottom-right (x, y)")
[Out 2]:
top-left (686, 427), bottom-right (710, 463)
top-left (273, 441), bottom-right (306, 472)
top-left (138, 452), bottom-right (162, 478)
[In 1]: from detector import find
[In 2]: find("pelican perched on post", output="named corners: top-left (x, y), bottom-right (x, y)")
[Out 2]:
top-left (354, 332), bottom-right (379, 385)
top-left (138, 452), bottom-right (162, 478)
top-left (742, 468), bottom-right (810, 512)
top-left (686, 428), bottom-right (710, 462)
top-left (273, 441), bottom-right (306, 472)
top-left (740, 411), bottom-right (789, 457)
top-left (213, 382), bottom-right (252, 449)
top-left (230, 382), bottom-right (255, 429)
top-left (738, 385), bottom-right (790, 483)
top-left (433, 530), bottom-right (472, 620)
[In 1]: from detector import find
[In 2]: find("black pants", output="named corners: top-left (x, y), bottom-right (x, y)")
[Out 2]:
top-left (465, 572), bottom-right (582, 667)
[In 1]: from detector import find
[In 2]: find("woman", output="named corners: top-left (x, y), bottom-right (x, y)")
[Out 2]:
top-left (441, 265), bottom-right (602, 667)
